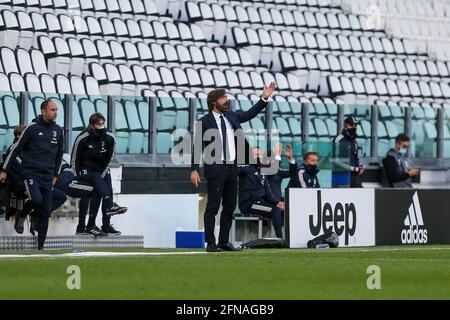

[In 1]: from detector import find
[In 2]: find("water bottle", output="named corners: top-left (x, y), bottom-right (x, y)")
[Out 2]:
top-left (315, 244), bottom-right (330, 249)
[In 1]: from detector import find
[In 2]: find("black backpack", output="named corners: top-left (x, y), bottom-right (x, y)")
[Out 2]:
top-left (307, 232), bottom-right (339, 248)
top-left (242, 238), bottom-right (289, 249)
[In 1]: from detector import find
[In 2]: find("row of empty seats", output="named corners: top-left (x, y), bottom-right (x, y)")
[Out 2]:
top-left (35, 36), bottom-right (256, 76)
top-left (328, 75), bottom-right (450, 101)
top-left (340, 0), bottom-right (450, 61)
top-left (0, 9), bottom-right (207, 50)
top-left (0, 0), bottom-right (161, 17)
top-left (0, 71), bottom-right (100, 95)
top-left (87, 61), bottom-right (311, 96)
top-left (183, 0), bottom-right (378, 33)
top-left (231, 26), bottom-right (417, 54)
top-left (281, 51), bottom-right (450, 79)
top-left (341, 0), bottom-right (450, 18)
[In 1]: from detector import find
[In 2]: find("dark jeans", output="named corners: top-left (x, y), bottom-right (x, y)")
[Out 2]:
top-left (243, 200), bottom-right (284, 238)
top-left (204, 164), bottom-right (237, 245)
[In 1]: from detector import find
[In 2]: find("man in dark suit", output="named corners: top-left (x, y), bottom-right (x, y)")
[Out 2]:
top-left (191, 83), bottom-right (277, 252)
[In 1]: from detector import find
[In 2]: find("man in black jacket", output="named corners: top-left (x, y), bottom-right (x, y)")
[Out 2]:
top-left (1, 125), bottom-right (31, 233)
top-left (332, 116), bottom-right (366, 188)
top-left (288, 151), bottom-right (320, 189)
top-left (239, 148), bottom-right (285, 238)
top-left (71, 113), bottom-right (125, 237)
top-left (383, 134), bottom-right (420, 188)
top-left (0, 99), bottom-right (64, 250)
top-left (191, 83), bottom-right (277, 252)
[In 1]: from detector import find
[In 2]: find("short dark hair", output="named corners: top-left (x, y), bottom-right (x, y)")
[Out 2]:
top-left (303, 151), bottom-right (318, 161)
top-left (395, 134), bottom-right (410, 144)
top-left (89, 112), bottom-right (106, 126)
top-left (207, 88), bottom-right (226, 112)
top-left (40, 99), bottom-right (54, 110)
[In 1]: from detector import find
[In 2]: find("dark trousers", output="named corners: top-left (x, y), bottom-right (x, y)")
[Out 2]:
top-left (350, 172), bottom-right (363, 188)
top-left (24, 177), bottom-right (52, 249)
top-left (51, 189), bottom-right (67, 212)
top-left (79, 173), bottom-right (113, 228)
top-left (9, 181), bottom-right (26, 198)
top-left (243, 200), bottom-right (284, 238)
top-left (204, 164), bottom-right (237, 245)
top-left (52, 172), bottom-right (111, 213)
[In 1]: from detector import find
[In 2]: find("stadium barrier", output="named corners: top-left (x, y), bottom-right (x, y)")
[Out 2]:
top-left (1, 91), bottom-right (449, 166)
top-left (286, 188), bottom-right (450, 248)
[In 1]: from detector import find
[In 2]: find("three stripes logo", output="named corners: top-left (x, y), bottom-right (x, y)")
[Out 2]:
top-left (401, 192), bottom-right (428, 244)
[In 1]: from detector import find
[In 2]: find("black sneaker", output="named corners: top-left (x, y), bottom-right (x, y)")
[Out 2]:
top-left (14, 212), bottom-right (27, 234)
top-left (75, 224), bottom-right (90, 235)
top-left (206, 244), bottom-right (224, 252)
top-left (101, 224), bottom-right (121, 236)
top-left (105, 202), bottom-right (128, 216)
top-left (86, 225), bottom-right (108, 237)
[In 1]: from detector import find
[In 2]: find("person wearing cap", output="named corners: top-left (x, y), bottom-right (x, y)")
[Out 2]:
top-left (191, 83), bottom-right (277, 252)
top-left (332, 116), bottom-right (366, 188)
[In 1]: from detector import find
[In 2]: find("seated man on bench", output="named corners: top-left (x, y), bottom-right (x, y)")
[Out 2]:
top-left (238, 148), bottom-right (285, 239)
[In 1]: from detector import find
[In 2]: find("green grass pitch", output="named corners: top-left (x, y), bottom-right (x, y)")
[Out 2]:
top-left (1, 246), bottom-right (450, 299)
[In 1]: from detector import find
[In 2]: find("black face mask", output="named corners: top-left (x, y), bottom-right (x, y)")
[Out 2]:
top-left (345, 127), bottom-right (357, 138)
top-left (95, 128), bottom-right (106, 136)
top-left (304, 164), bottom-right (319, 173)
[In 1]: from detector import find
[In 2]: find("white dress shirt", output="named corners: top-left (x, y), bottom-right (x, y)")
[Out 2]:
top-left (212, 111), bottom-right (236, 161)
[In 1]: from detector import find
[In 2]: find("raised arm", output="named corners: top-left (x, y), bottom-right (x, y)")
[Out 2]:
top-left (236, 82), bottom-right (277, 123)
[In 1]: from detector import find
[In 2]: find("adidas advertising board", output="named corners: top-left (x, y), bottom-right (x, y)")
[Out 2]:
top-left (286, 189), bottom-right (375, 248)
top-left (375, 190), bottom-right (450, 245)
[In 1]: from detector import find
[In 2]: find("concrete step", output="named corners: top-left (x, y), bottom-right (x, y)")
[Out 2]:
top-left (0, 235), bottom-right (144, 251)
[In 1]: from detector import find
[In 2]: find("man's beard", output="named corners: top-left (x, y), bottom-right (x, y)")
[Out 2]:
top-left (217, 102), bottom-right (229, 112)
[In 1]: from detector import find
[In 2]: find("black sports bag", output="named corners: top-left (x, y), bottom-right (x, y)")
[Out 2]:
top-left (241, 238), bottom-right (289, 249)
top-left (307, 232), bottom-right (339, 248)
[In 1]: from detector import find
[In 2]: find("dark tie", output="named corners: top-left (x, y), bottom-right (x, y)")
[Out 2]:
top-left (220, 115), bottom-right (228, 161)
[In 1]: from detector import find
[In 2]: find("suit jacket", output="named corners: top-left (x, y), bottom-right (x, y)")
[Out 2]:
top-left (191, 99), bottom-right (267, 179)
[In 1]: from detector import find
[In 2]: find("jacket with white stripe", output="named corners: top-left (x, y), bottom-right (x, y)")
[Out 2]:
top-left (2, 140), bottom-right (23, 183)
top-left (71, 128), bottom-right (115, 177)
top-left (332, 131), bottom-right (360, 173)
top-left (288, 164), bottom-right (320, 189)
top-left (2, 116), bottom-right (64, 180)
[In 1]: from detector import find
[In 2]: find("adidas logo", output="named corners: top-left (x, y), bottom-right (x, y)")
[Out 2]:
top-left (38, 132), bottom-right (43, 136)
top-left (401, 192), bottom-right (428, 244)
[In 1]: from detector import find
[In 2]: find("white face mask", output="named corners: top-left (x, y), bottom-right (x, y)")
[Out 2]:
top-left (399, 148), bottom-right (408, 155)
